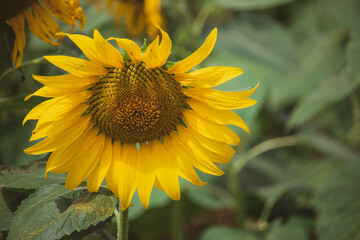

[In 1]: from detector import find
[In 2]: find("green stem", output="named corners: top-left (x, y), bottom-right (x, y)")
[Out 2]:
top-left (0, 57), bottom-right (47, 81)
top-left (115, 201), bottom-right (129, 240)
top-left (227, 136), bottom-right (298, 226)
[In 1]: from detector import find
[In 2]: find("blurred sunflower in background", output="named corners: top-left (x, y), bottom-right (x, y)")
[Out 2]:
top-left (92, 0), bottom-right (164, 39)
top-left (23, 26), bottom-right (258, 211)
top-left (0, 0), bottom-right (86, 68)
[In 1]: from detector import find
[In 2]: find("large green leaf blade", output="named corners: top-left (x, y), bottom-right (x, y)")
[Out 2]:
top-left (316, 161), bottom-right (360, 240)
top-left (200, 226), bottom-right (259, 240)
top-left (287, 69), bottom-right (359, 128)
top-left (0, 169), bottom-right (66, 189)
top-left (8, 185), bottom-right (117, 240)
top-left (215, 0), bottom-right (294, 10)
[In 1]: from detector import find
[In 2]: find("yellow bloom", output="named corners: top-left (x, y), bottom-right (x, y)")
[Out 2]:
top-left (0, 0), bottom-right (86, 68)
top-left (93, 0), bottom-right (164, 38)
top-left (24, 27), bottom-right (258, 210)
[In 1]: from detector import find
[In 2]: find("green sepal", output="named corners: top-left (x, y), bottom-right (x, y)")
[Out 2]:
top-left (140, 39), bottom-right (148, 54)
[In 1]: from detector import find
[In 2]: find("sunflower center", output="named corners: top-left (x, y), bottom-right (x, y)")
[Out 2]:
top-left (88, 61), bottom-right (185, 143)
top-left (0, 0), bottom-right (37, 23)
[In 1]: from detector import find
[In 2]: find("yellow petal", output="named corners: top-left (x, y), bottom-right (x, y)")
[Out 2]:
top-left (167, 28), bottom-right (217, 74)
top-left (32, 74), bottom-right (98, 89)
top-left (186, 127), bottom-right (236, 157)
top-left (187, 99), bottom-right (250, 133)
top-left (136, 143), bottom-right (155, 209)
top-left (105, 141), bottom-right (122, 197)
top-left (155, 24), bottom-right (172, 67)
top-left (44, 56), bottom-right (107, 77)
top-left (175, 66), bottom-right (243, 88)
top-left (108, 38), bottom-right (142, 65)
top-left (65, 131), bottom-right (106, 190)
top-left (30, 103), bottom-right (87, 141)
top-left (23, 91), bottom-right (89, 125)
top-left (9, 14), bottom-right (26, 68)
top-left (177, 126), bottom-right (234, 163)
top-left (25, 4), bottom-right (62, 46)
top-left (143, 37), bottom-right (160, 68)
top-left (183, 109), bottom-right (240, 145)
top-left (93, 29), bottom-right (124, 69)
top-left (87, 137), bottom-right (113, 192)
top-left (117, 144), bottom-right (138, 211)
top-left (151, 139), bottom-right (180, 201)
top-left (63, 32), bottom-right (107, 66)
top-left (168, 132), bottom-right (224, 176)
top-left (25, 115), bottom-right (91, 155)
top-left (183, 84), bottom-right (258, 110)
top-left (163, 135), bottom-right (207, 186)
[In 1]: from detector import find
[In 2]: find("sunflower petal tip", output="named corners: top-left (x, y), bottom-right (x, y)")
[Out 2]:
top-left (55, 32), bottom-right (66, 37)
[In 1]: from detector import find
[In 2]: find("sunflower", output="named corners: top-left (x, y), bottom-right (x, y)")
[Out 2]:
top-left (24, 26), bottom-right (258, 210)
top-left (92, 0), bottom-right (164, 39)
top-left (0, 0), bottom-right (86, 68)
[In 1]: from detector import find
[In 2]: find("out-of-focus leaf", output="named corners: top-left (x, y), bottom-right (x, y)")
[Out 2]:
top-left (200, 226), bottom-right (259, 240)
top-left (8, 185), bottom-right (116, 240)
top-left (0, 169), bottom-right (66, 189)
top-left (266, 217), bottom-right (311, 240)
top-left (347, 24), bottom-right (360, 79)
top-left (0, 190), bottom-right (14, 231)
top-left (273, 29), bottom-right (347, 107)
top-left (288, 69), bottom-right (359, 128)
top-left (0, 23), bottom-right (15, 76)
top-left (129, 188), bottom-right (170, 220)
top-left (186, 187), bottom-right (228, 209)
top-left (298, 131), bottom-right (359, 161)
top-left (0, 118), bottom-right (44, 166)
top-left (215, 0), bottom-right (294, 10)
top-left (317, 161), bottom-right (360, 240)
top-left (217, 14), bottom-right (299, 72)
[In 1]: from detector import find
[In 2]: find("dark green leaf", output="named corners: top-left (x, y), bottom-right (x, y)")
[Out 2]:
top-left (0, 169), bottom-right (66, 189)
top-left (200, 226), bottom-right (259, 240)
top-left (0, 23), bottom-right (15, 76)
top-left (298, 131), bottom-right (359, 161)
top-left (0, 190), bottom-right (14, 231)
top-left (186, 187), bottom-right (228, 209)
top-left (266, 217), bottom-right (311, 240)
top-left (215, 0), bottom-right (294, 10)
top-left (8, 185), bottom-right (117, 240)
top-left (288, 69), bottom-right (359, 128)
top-left (317, 161), bottom-right (360, 240)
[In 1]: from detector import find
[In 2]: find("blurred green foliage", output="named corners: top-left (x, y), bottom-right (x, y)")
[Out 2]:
top-left (1, 0), bottom-right (360, 239)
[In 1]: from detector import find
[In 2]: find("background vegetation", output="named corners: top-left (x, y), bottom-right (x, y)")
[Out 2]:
top-left (1, 0), bottom-right (359, 239)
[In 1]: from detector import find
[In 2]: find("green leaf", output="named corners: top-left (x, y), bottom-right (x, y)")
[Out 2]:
top-left (186, 187), bottom-right (228, 209)
top-left (0, 169), bottom-right (66, 189)
top-left (200, 226), bottom-right (259, 240)
top-left (129, 188), bottom-right (170, 221)
top-left (266, 217), bottom-right (311, 240)
top-left (216, 14), bottom-right (299, 72)
top-left (8, 185), bottom-right (117, 240)
top-left (316, 161), bottom-right (360, 240)
top-left (0, 190), bottom-right (14, 231)
top-left (273, 29), bottom-right (347, 107)
top-left (0, 22), bottom-right (15, 76)
top-left (215, 0), bottom-right (294, 10)
top-left (288, 69), bottom-right (359, 128)
top-left (298, 131), bottom-right (359, 161)
top-left (347, 23), bottom-right (360, 80)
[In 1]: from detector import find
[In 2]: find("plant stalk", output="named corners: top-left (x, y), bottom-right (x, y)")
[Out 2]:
top-left (115, 200), bottom-right (129, 240)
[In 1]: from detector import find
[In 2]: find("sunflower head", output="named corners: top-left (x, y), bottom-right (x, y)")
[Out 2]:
top-left (3, 0), bottom-right (86, 67)
top-left (93, 0), bottom-right (164, 39)
top-left (24, 26), bottom-right (258, 210)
